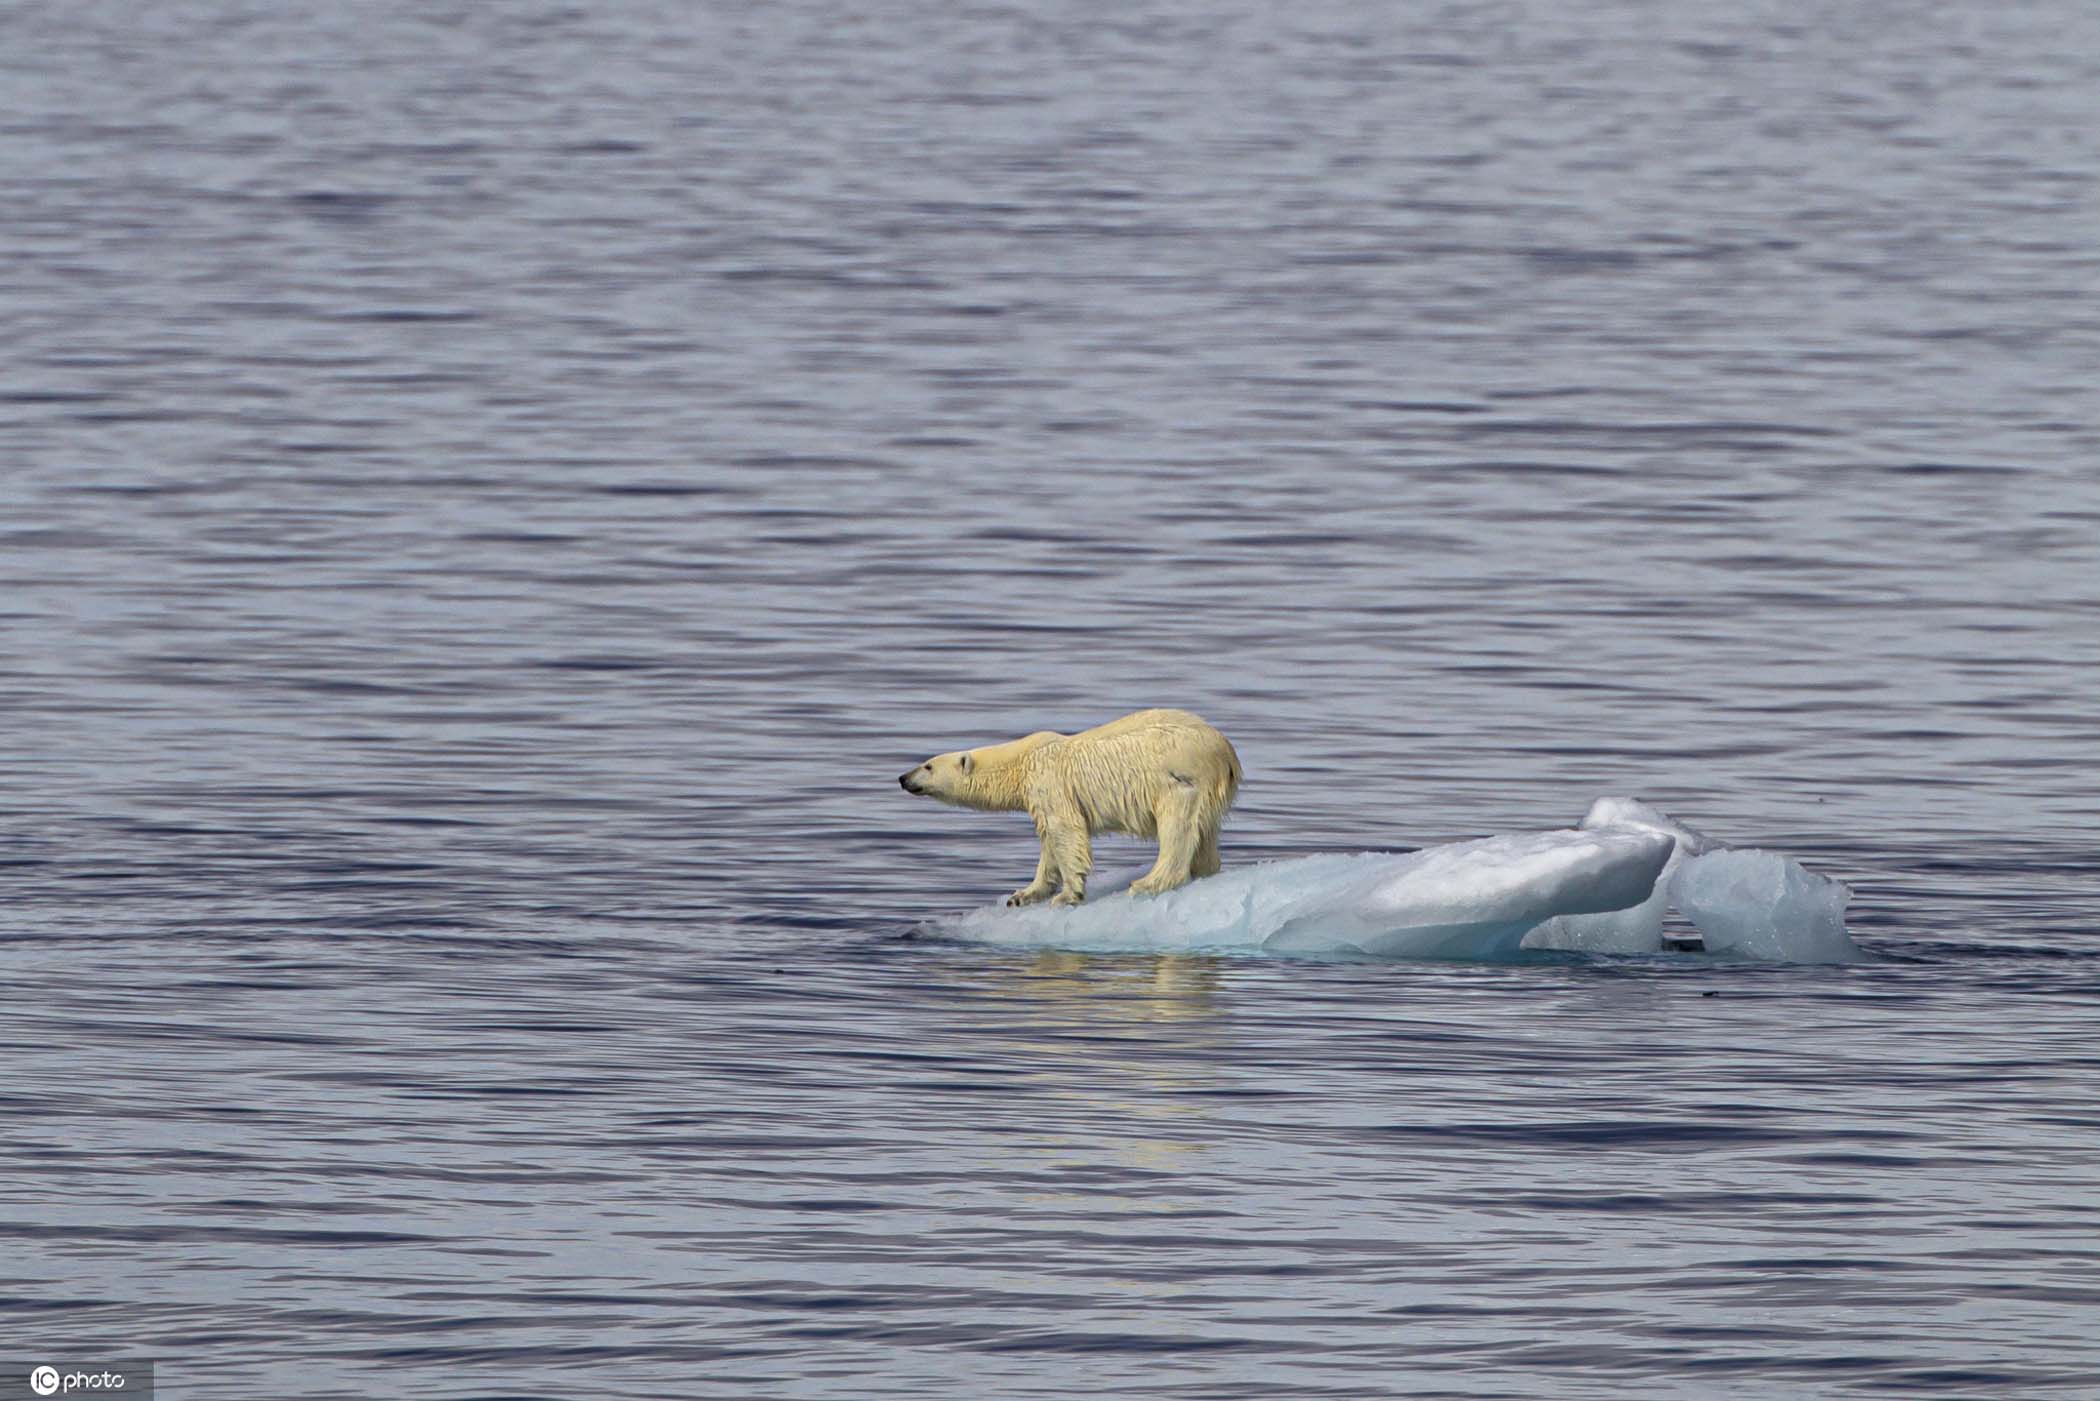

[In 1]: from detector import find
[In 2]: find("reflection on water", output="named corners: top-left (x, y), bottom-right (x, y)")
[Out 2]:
top-left (977, 952), bottom-right (1224, 1187)
top-left (1007, 951), bottom-right (1226, 1025)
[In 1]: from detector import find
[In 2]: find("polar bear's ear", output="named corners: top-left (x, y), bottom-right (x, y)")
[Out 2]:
top-left (958, 752), bottom-right (975, 775)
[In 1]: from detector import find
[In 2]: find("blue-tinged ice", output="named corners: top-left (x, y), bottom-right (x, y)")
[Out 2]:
top-left (1522, 797), bottom-right (1717, 954)
top-left (923, 795), bottom-right (1861, 964)
top-left (925, 827), bottom-right (1673, 960)
top-left (1671, 848), bottom-right (1858, 963)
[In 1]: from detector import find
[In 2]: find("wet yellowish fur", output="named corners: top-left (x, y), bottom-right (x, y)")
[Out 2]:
top-left (899, 708), bottom-right (1241, 906)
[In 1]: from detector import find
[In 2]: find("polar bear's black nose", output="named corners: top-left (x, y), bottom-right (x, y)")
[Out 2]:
top-left (898, 771), bottom-right (917, 791)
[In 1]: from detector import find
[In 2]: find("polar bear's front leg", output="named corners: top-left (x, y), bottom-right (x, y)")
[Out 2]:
top-left (1036, 804), bottom-right (1092, 906)
top-left (1007, 843), bottom-right (1059, 907)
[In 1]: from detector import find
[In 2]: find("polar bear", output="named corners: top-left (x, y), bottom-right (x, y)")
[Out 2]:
top-left (898, 708), bottom-right (1241, 906)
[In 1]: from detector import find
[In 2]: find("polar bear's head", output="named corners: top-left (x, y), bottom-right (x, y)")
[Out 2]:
top-left (898, 749), bottom-right (982, 807)
top-left (899, 731), bottom-right (1058, 813)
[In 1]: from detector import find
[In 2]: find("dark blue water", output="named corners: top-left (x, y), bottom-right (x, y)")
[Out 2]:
top-left (5, 2), bottom-right (2099, 1396)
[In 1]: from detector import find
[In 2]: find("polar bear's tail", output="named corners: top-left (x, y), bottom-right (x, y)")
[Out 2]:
top-left (1216, 739), bottom-right (1242, 815)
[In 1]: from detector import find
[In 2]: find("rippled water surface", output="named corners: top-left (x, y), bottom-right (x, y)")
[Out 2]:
top-left (6, 1), bottom-right (2099, 1396)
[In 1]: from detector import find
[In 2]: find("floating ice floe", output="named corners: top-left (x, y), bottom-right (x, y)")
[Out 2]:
top-left (922, 796), bottom-right (1858, 964)
top-left (1669, 847), bottom-right (1857, 963)
top-left (1523, 797), bottom-right (1716, 955)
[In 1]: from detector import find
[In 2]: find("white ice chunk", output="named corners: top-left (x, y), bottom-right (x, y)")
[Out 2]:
top-left (1577, 796), bottom-right (1718, 855)
top-left (924, 827), bottom-right (1674, 961)
top-left (1521, 891), bottom-right (1669, 955)
top-left (1524, 796), bottom-right (1718, 954)
top-left (1669, 848), bottom-right (1859, 963)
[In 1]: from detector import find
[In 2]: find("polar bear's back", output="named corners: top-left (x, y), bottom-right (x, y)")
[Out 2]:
top-left (1034, 708), bottom-right (1240, 838)
top-left (1072, 708), bottom-right (1238, 779)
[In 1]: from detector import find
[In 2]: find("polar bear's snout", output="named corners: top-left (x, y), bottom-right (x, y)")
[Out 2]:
top-left (899, 767), bottom-right (924, 793)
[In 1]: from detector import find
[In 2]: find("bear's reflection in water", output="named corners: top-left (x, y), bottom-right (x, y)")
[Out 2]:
top-left (954, 952), bottom-right (1226, 1198)
top-left (1008, 950), bottom-right (1223, 1023)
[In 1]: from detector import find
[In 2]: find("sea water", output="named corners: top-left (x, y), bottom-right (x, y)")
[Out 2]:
top-left (5, 1), bottom-right (2099, 1397)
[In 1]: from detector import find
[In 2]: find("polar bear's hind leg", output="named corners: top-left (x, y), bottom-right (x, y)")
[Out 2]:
top-left (1129, 781), bottom-right (1202, 897)
top-left (1192, 827), bottom-right (1221, 879)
